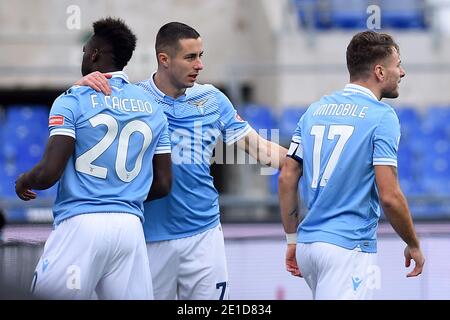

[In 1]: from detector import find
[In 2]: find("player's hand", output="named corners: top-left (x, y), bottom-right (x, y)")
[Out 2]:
top-left (404, 245), bottom-right (425, 277)
top-left (15, 174), bottom-right (37, 201)
top-left (75, 71), bottom-right (112, 95)
top-left (286, 244), bottom-right (302, 277)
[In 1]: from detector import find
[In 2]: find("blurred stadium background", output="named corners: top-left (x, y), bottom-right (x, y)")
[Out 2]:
top-left (1, 0), bottom-right (450, 299)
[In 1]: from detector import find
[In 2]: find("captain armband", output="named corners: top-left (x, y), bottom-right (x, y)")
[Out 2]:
top-left (287, 141), bottom-right (303, 161)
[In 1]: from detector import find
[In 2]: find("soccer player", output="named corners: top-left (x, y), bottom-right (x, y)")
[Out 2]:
top-left (78, 22), bottom-right (287, 300)
top-left (278, 31), bottom-right (425, 300)
top-left (15, 18), bottom-right (172, 299)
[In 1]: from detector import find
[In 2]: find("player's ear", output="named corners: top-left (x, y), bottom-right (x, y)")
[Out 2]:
top-left (91, 48), bottom-right (100, 63)
top-left (374, 64), bottom-right (384, 81)
top-left (158, 52), bottom-right (170, 68)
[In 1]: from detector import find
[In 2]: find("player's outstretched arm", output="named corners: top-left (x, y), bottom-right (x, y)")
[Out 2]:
top-left (146, 153), bottom-right (172, 201)
top-left (278, 157), bottom-right (303, 277)
top-left (15, 136), bottom-right (75, 201)
top-left (375, 165), bottom-right (425, 277)
top-left (236, 129), bottom-right (288, 169)
top-left (75, 71), bottom-right (112, 95)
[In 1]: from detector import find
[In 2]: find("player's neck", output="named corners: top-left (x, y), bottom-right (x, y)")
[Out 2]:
top-left (154, 71), bottom-right (186, 99)
top-left (94, 61), bottom-right (120, 75)
top-left (350, 80), bottom-right (382, 101)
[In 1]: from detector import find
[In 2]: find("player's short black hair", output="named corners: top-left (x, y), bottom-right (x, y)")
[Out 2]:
top-left (92, 17), bottom-right (137, 70)
top-left (346, 31), bottom-right (399, 80)
top-left (155, 22), bottom-right (200, 55)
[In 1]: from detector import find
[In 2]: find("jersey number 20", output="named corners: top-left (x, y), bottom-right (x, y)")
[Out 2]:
top-left (75, 114), bottom-right (153, 182)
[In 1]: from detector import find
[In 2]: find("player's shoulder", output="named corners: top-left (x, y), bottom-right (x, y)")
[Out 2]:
top-left (63, 85), bottom-right (94, 97)
top-left (315, 88), bottom-right (345, 104)
top-left (125, 82), bottom-right (157, 99)
top-left (134, 79), bottom-right (164, 102)
top-left (338, 87), bottom-right (397, 118)
top-left (379, 103), bottom-right (400, 125)
top-left (135, 78), bottom-right (152, 90)
top-left (369, 99), bottom-right (398, 120)
top-left (52, 86), bottom-right (85, 106)
top-left (186, 82), bottom-right (220, 98)
top-left (129, 84), bottom-right (166, 117)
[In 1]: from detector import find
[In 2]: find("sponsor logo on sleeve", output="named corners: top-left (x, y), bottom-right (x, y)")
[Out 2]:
top-left (49, 115), bottom-right (64, 126)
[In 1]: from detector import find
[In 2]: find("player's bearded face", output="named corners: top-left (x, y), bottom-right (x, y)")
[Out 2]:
top-left (169, 38), bottom-right (204, 89)
top-left (381, 48), bottom-right (405, 99)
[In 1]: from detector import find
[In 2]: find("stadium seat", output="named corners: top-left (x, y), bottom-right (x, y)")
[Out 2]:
top-left (396, 107), bottom-right (421, 149)
top-left (6, 104), bottom-right (49, 126)
top-left (400, 177), bottom-right (426, 197)
top-left (418, 149), bottom-right (450, 196)
top-left (278, 107), bottom-right (307, 143)
top-left (0, 119), bottom-right (4, 163)
top-left (294, 0), bottom-right (333, 29)
top-left (427, 152), bottom-right (450, 177)
top-left (16, 142), bottom-right (46, 173)
top-left (380, 0), bottom-right (427, 29)
top-left (396, 106), bottom-right (420, 127)
top-left (423, 177), bottom-right (450, 196)
top-left (3, 105), bottom-right (49, 165)
top-left (269, 170), bottom-right (280, 195)
top-left (410, 120), bottom-right (445, 156)
top-left (0, 162), bottom-right (19, 198)
top-left (423, 106), bottom-right (450, 136)
top-left (239, 104), bottom-right (277, 139)
top-left (421, 109), bottom-right (450, 162)
top-left (294, 0), bottom-right (428, 31)
top-left (396, 106), bottom-right (421, 122)
top-left (330, 0), bottom-right (368, 29)
top-left (397, 145), bottom-right (414, 176)
top-left (2, 123), bottom-right (47, 164)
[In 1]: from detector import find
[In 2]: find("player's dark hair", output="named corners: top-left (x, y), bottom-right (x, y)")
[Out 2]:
top-left (346, 31), bottom-right (399, 81)
top-left (155, 22), bottom-right (200, 55)
top-left (92, 17), bottom-right (137, 70)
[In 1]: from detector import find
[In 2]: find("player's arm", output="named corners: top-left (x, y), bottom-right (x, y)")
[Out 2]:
top-left (15, 136), bottom-right (75, 201)
top-left (75, 71), bottom-right (112, 95)
top-left (279, 156), bottom-right (302, 234)
top-left (216, 90), bottom-right (287, 169)
top-left (375, 165), bottom-right (425, 277)
top-left (236, 129), bottom-right (288, 169)
top-left (278, 156), bottom-right (302, 277)
top-left (146, 153), bottom-right (172, 201)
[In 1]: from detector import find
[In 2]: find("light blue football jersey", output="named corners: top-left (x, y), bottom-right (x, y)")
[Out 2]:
top-left (287, 84), bottom-right (401, 253)
top-left (137, 74), bottom-right (251, 241)
top-left (48, 72), bottom-right (171, 226)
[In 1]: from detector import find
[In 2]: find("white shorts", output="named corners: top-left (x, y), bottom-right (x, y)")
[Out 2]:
top-left (31, 213), bottom-right (153, 300)
top-left (147, 224), bottom-right (229, 300)
top-left (297, 242), bottom-right (378, 300)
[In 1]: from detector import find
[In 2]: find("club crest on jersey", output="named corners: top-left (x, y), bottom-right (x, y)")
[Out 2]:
top-left (49, 115), bottom-right (64, 126)
top-left (188, 99), bottom-right (208, 115)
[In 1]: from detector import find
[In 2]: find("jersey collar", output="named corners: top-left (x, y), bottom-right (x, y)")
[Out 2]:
top-left (149, 72), bottom-right (187, 102)
top-left (344, 84), bottom-right (378, 101)
top-left (148, 72), bottom-right (165, 98)
top-left (108, 71), bottom-right (130, 83)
